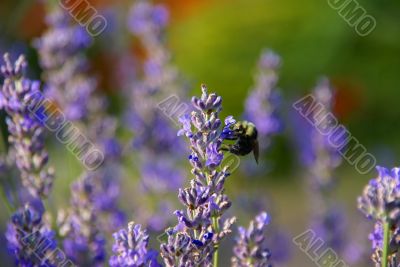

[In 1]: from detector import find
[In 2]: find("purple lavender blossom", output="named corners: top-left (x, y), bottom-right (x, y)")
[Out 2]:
top-left (109, 222), bottom-right (161, 267)
top-left (58, 172), bottom-right (106, 267)
top-left (359, 166), bottom-right (400, 265)
top-left (55, 123), bottom-right (123, 265)
top-left (293, 78), bottom-right (342, 172)
top-left (311, 206), bottom-right (347, 252)
top-left (243, 50), bottom-right (281, 152)
top-left (160, 230), bottom-right (215, 266)
top-left (6, 204), bottom-right (57, 267)
top-left (127, 0), bottom-right (168, 36)
top-left (0, 53), bottom-right (54, 199)
top-left (232, 212), bottom-right (272, 267)
top-left (177, 114), bottom-right (192, 137)
top-left (307, 80), bottom-right (345, 254)
top-left (358, 166), bottom-right (400, 266)
top-left (35, 7), bottom-right (125, 259)
top-left (160, 85), bottom-right (237, 266)
top-left (33, 9), bottom-right (94, 122)
top-left (234, 196), bottom-right (291, 264)
top-left (206, 142), bottom-right (223, 168)
top-left (124, 0), bottom-right (187, 230)
top-left (126, 0), bottom-right (186, 154)
top-left (294, 79), bottom-right (348, 260)
top-left (358, 166), bottom-right (400, 222)
top-left (85, 116), bottom-right (126, 234)
top-left (89, 116), bottom-right (123, 163)
top-left (370, 221), bottom-right (384, 252)
top-left (302, 79), bottom-right (341, 184)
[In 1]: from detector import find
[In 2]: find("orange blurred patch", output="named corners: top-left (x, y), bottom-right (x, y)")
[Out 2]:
top-left (18, 2), bottom-right (46, 40)
top-left (162, 0), bottom-right (213, 22)
top-left (331, 78), bottom-right (364, 122)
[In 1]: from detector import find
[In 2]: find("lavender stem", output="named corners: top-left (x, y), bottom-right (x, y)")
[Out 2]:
top-left (213, 217), bottom-right (219, 267)
top-left (382, 221), bottom-right (390, 267)
top-left (0, 186), bottom-right (13, 213)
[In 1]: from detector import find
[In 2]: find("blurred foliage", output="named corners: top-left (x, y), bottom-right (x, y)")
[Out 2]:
top-left (169, 0), bottom-right (400, 153)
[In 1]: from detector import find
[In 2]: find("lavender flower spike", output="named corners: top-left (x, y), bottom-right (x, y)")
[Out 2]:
top-left (160, 85), bottom-right (237, 266)
top-left (0, 53), bottom-right (54, 198)
top-left (244, 50), bottom-right (281, 152)
top-left (125, 0), bottom-right (186, 230)
top-left (110, 221), bottom-right (161, 267)
top-left (232, 212), bottom-right (272, 267)
top-left (34, 9), bottom-right (94, 122)
top-left (358, 166), bottom-right (400, 222)
top-left (6, 204), bottom-right (58, 267)
top-left (358, 166), bottom-right (400, 266)
top-left (57, 172), bottom-right (106, 267)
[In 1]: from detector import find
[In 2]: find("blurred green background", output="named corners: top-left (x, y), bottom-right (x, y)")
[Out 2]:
top-left (1, 0), bottom-right (400, 266)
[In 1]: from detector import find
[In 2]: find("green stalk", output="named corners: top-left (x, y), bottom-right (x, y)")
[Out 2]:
top-left (0, 186), bottom-right (13, 215)
top-left (212, 217), bottom-right (219, 267)
top-left (382, 221), bottom-right (390, 267)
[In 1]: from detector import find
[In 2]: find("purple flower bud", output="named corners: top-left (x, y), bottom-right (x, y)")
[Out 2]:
top-left (6, 204), bottom-right (57, 267)
top-left (34, 9), bottom-right (95, 122)
top-left (244, 50), bottom-right (281, 154)
top-left (358, 166), bottom-right (400, 222)
top-left (232, 212), bottom-right (272, 267)
top-left (206, 143), bottom-right (223, 168)
top-left (177, 114), bottom-right (192, 137)
top-left (110, 222), bottom-right (161, 267)
top-left (1, 54), bottom-right (54, 199)
top-left (192, 239), bottom-right (204, 247)
top-left (161, 85), bottom-right (237, 266)
top-left (127, 1), bottom-right (168, 35)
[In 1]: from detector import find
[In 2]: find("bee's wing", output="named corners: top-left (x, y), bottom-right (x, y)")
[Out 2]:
top-left (253, 140), bottom-right (259, 164)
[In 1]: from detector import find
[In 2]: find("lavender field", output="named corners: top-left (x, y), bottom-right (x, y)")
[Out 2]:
top-left (0, 0), bottom-right (400, 266)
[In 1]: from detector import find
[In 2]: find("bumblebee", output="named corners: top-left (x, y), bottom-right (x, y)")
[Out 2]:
top-left (221, 120), bottom-right (259, 163)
